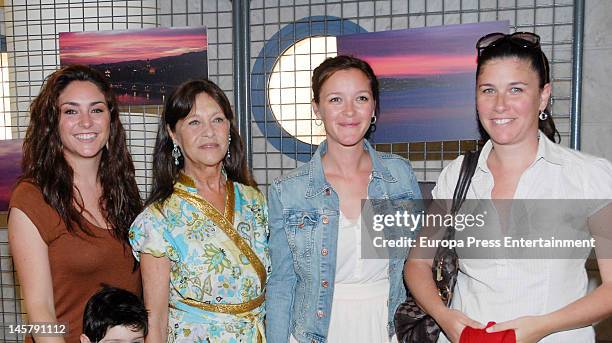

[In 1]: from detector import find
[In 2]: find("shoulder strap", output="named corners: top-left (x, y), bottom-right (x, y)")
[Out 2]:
top-left (451, 150), bottom-right (481, 215)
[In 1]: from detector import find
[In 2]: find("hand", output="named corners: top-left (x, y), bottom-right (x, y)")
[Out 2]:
top-left (436, 308), bottom-right (485, 343)
top-left (486, 316), bottom-right (548, 343)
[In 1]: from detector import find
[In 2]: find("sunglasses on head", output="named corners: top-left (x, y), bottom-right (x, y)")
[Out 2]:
top-left (476, 31), bottom-right (549, 83)
top-left (476, 32), bottom-right (541, 56)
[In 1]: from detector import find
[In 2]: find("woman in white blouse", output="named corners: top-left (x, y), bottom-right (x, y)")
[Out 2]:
top-left (404, 32), bottom-right (612, 343)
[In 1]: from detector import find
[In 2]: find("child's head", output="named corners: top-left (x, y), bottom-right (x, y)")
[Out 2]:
top-left (80, 286), bottom-right (148, 343)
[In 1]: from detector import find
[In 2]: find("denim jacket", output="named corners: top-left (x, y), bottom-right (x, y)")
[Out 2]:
top-left (266, 140), bottom-right (422, 343)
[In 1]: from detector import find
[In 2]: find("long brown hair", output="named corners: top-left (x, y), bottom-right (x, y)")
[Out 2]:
top-left (147, 79), bottom-right (257, 207)
top-left (21, 64), bottom-right (142, 244)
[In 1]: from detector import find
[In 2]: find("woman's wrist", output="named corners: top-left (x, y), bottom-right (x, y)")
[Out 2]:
top-left (533, 314), bottom-right (555, 338)
top-left (429, 303), bottom-right (452, 322)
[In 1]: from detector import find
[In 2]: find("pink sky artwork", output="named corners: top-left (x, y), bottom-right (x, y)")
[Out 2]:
top-left (60, 27), bottom-right (207, 65)
top-left (367, 54), bottom-right (476, 77)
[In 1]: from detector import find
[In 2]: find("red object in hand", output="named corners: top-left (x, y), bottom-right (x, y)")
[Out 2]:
top-left (459, 321), bottom-right (516, 343)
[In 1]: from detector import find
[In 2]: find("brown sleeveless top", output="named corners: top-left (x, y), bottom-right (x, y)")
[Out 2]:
top-left (9, 181), bottom-right (142, 343)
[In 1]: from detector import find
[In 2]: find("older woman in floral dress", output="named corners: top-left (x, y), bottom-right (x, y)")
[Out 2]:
top-left (130, 79), bottom-right (269, 343)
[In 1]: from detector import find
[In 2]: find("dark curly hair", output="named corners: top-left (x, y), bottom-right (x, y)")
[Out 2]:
top-left (147, 79), bottom-right (257, 207)
top-left (20, 64), bottom-right (142, 244)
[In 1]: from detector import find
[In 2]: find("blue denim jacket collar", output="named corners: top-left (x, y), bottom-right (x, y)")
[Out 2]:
top-left (305, 139), bottom-right (397, 198)
top-left (266, 139), bottom-right (422, 342)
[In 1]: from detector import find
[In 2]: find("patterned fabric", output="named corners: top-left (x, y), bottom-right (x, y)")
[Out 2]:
top-left (130, 173), bottom-right (270, 343)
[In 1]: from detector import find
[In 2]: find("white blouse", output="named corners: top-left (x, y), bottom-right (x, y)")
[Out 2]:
top-left (434, 133), bottom-right (612, 343)
top-left (335, 211), bottom-right (389, 284)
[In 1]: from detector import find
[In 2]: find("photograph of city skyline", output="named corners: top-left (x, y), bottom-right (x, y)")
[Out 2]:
top-left (60, 26), bottom-right (208, 106)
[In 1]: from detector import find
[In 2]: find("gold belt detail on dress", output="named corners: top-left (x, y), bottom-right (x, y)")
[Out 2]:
top-left (178, 293), bottom-right (264, 313)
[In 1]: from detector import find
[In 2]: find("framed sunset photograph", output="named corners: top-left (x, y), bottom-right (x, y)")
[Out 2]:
top-left (337, 21), bottom-right (508, 143)
top-left (59, 26), bottom-right (208, 106)
top-left (0, 139), bottom-right (22, 212)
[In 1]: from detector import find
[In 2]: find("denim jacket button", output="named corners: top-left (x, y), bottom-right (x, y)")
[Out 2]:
top-left (316, 310), bottom-right (325, 318)
top-left (321, 215), bottom-right (329, 224)
top-left (321, 248), bottom-right (328, 256)
top-left (324, 188), bottom-right (331, 196)
top-left (321, 280), bottom-right (329, 288)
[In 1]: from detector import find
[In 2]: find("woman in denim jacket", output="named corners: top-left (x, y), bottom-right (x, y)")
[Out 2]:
top-left (266, 55), bottom-right (422, 343)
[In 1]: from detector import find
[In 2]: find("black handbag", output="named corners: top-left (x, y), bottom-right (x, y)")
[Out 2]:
top-left (394, 150), bottom-right (480, 343)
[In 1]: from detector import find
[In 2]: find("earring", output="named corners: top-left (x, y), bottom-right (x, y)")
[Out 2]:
top-left (314, 118), bottom-right (322, 126)
top-left (371, 116), bottom-right (377, 124)
top-left (226, 134), bottom-right (231, 160)
top-left (172, 142), bottom-right (181, 166)
top-left (539, 111), bottom-right (548, 121)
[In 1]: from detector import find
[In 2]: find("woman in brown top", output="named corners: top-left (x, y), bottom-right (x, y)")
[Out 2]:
top-left (8, 65), bottom-right (142, 343)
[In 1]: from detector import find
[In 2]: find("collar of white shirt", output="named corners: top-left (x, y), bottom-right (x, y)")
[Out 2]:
top-left (476, 130), bottom-right (564, 175)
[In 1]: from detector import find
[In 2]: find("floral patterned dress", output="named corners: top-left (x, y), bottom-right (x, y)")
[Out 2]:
top-left (130, 173), bottom-right (270, 343)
